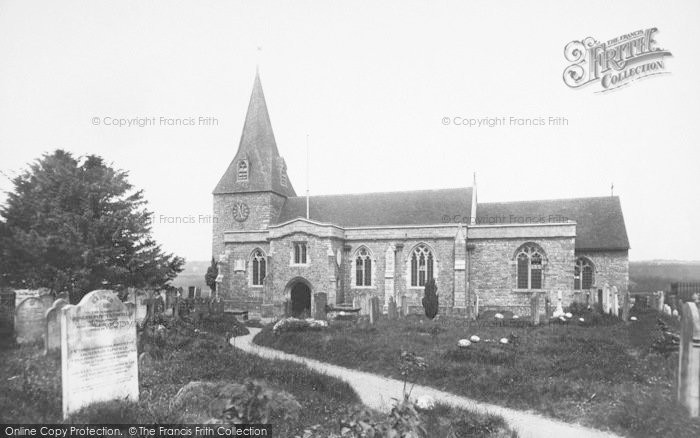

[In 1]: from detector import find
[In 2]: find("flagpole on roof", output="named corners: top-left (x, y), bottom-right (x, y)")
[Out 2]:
top-left (306, 134), bottom-right (310, 220)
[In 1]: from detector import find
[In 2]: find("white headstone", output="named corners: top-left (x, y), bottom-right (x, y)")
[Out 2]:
top-left (612, 286), bottom-right (619, 317)
top-left (61, 289), bottom-right (139, 418)
top-left (664, 304), bottom-right (672, 316)
top-left (553, 291), bottom-right (565, 317)
top-left (603, 284), bottom-right (612, 314)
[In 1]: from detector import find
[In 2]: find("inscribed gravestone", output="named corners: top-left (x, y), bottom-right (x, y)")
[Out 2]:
top-left (15, 296), bottom-right (52, 344)
top-left (44, 298), bottom-right (69, 354)
top-left (61, 289), bottom-right (138, 418)
top-left (0, 290), bottom-right (16, 340)
top-left (678, 302), bottom-right (700, 417)
top-left (313, 293), bottom-right (327, 320)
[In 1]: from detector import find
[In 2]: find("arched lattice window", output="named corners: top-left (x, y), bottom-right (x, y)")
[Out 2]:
top-left (515, 244), bottom-right (545, 289)
top-left (251, 249), bottom-right (266, 286)
top-left (237, 160), bottom-right (249, 181)
top-left (574, 257), bottom-right (594, 290)
top-left (410, 244), bottom-right (434, 287)
top-left (355, 247), bottom-right (372, 286)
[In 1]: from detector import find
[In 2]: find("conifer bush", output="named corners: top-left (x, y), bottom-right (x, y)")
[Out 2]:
top-left (422, 278), bottom-right (439, 319)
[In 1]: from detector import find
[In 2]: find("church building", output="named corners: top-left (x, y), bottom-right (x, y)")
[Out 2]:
top-left (212, 71), bottom-right (630, 318)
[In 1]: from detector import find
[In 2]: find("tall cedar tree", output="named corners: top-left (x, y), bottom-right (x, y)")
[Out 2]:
top-left (205, 257), bottom-right (218, 292)
top-left (0, 150), bottom-right (184, 301)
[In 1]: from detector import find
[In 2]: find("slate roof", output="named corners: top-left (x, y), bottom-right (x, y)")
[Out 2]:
top-left (275, 192), bottom-right (629, 251)
top-left (477, 196), bottom-right (629, 250)
top-left (274, 188), bottom-right (473, 227)
top-left (213, 71), bottom-right (296, 196)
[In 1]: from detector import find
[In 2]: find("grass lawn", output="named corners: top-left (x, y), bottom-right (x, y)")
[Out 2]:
top-left (254, 306), bottom-right (700, 438)
top-left (0, 314), bottom-right (517, 438)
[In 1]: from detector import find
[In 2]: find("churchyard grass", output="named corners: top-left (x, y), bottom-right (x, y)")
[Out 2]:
top-left (254, 307), bottom-right (700, 437)
top-left (0, 315), bottom-right (517, 437)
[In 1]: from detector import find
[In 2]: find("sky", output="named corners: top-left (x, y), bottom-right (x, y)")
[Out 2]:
top-left (0, 0), bottom-right (698, 262)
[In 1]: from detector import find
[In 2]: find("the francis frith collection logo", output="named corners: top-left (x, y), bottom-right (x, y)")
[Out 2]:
top-left (563, 28), bottom-right (672, 92)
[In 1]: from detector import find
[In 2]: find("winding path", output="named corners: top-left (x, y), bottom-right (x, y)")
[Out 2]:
top-left (233, 328), bottom-right (623, 438)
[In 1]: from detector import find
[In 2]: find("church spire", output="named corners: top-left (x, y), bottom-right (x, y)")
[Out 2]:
top-left (213, 70), bottom-right (296, 196)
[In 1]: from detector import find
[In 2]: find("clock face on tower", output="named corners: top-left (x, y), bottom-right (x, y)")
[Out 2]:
top-left (233, 201), bottom-right (250, 222)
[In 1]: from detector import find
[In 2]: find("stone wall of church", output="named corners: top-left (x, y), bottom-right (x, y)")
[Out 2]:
top-left (267, 233), bottom-right (344, 311)
top-left (469, 237), bottom-right (577, 315)
top-left (212, 192), bottom-right (286, 257)
top-left (218, 241), bottom-right (270, 314)
top-left (341, 238), bottom-right (458, 314)
top-left (575, 249), bottom-right (629, 293)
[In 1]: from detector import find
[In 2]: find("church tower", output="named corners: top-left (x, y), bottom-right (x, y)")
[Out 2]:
top-left (212, 70), bottom-right (296, 257)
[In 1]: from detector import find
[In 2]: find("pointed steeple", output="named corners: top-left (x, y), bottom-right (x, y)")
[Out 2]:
top-left (213, 70), bottom-right (296, 196)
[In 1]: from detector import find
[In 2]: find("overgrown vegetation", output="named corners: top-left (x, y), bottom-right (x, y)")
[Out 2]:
top-left (1, 317), bottom-right (517, 437)
top-left (254, 306), bottom-right (700, 437)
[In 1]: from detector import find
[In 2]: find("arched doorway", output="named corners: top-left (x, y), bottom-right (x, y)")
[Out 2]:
top-left (290, 282), bottom-right (311, 317)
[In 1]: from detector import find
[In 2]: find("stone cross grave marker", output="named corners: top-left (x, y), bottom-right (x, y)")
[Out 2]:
top-left (15, 295), bottom-right (52, 344)
top-left (678, 301), bottom-right (700, 416)
top-left (313, 292), bottom-right (328, 320)
top-left (530, 293), bottom-right (540, 325)
top-left (61, 289), bottom-right (138, 418)
top-left (369, 296), bottom-right (380, 325)
top-left (0, 290), bottom-right (16, 341)
top-left (44, 298), bottom-right (69, 354)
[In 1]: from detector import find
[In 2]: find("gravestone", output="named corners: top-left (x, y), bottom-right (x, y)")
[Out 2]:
top-left (369, 297), bottom-right (380, 324)
top-left (44, 298), bottom-right (69, 354)
top-left (313, 293), bottom-right (328, 320)
top-left (61, 289), bottom-right (138, 418)
top-left (602, 285), bottom-right (612, 314)
top-left (545, 297), bottom-right (552, 320)
top-left (612, 286), bottom-right (620, 317)
top-left (388, 297), bottom-right (398, 320)
top-left (14, 289), bottom-right (41, 308)
top-left (664, 304), bottom-right (672, 316)
top-left (530, 294), bottom-right (540, 325)
top-left (15, 296), bottom-right (52, 344)
top-left (473, 293), bottom-right (480, 319)
top-left (553, 291), bottom-right (564, 317)
top-left (678, 302), bottom-right (700, 417)
top-left (400, 295), bottom-right (408, 316)
top-left (657, 291), bottom-right (665, 313)
top-left (621, 291), bottom-right (631, 321)
top-left (0, 290), bottom-right (16, 340)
